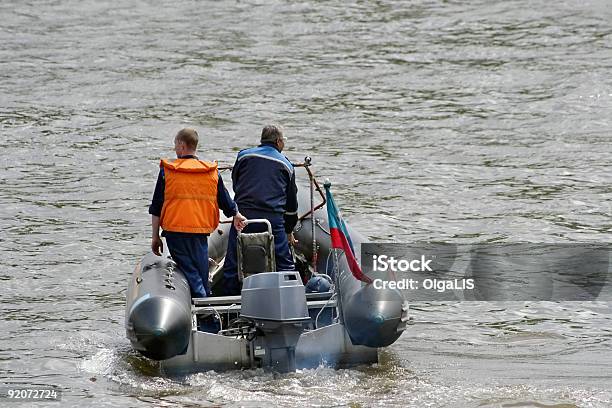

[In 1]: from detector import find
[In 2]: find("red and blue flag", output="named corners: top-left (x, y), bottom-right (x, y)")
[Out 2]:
top-left (325, 182), bottom-right (372, 284)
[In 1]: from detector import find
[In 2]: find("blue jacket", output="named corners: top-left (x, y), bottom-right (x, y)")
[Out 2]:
top-left (232, 143), bottom-right (298, 232)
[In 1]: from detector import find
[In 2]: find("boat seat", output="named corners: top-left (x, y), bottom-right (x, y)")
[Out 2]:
top-left (237, 219), bottom-right (275, 281)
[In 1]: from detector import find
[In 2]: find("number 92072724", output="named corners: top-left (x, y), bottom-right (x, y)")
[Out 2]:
top-left (2, 387), bottom-right (61, 401)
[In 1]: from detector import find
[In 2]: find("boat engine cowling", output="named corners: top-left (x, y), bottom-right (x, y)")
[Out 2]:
top-left (240, 271), bottom-right (311, 372)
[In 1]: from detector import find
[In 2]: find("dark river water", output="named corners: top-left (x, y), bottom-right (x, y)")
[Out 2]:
top-left (1, 0), bottom-right (612, 406)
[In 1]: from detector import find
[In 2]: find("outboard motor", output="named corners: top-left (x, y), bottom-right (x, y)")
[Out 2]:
top-left (240, 271), bottom-right (311, 372)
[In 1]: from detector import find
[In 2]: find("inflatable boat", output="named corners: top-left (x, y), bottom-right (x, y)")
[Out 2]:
top-left (126, 160), bottom-right (408, 374)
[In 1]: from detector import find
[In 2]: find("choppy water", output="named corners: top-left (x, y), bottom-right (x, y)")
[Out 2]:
top-left (1, 0), bottom-right (612, 406)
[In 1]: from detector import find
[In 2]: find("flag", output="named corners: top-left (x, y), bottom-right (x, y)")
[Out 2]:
top-left (324, 182), bottom-right (372, 284)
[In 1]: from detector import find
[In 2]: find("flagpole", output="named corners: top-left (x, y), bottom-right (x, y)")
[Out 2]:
top-left (332, 248), bottom-right (344, 324)
top-left (325, 179), bottom-right (344, 324)
top-left (305, 156), bottom-right (317, 274)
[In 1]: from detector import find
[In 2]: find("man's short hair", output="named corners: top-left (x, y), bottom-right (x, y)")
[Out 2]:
top-left (176, 128), bottom-right (198, 150)
top-left (261, 124), bottom-right (284, 143)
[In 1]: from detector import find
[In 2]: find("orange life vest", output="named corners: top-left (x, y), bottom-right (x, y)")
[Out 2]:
top-left (159, 158), bottom-right (220, 234)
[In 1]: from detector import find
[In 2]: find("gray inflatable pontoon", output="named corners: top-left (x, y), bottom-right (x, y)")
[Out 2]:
top-left (126, 168), bottom-right (408, 375)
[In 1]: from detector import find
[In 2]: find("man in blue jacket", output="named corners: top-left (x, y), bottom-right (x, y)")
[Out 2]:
top-left (223, 124), bottom-right (299, 295)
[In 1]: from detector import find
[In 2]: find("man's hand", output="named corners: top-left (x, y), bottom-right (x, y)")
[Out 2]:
top-left (288, 232), bottom-right (298, 247)
top-left (233, 212), bottom-right (247, 232)
top-left (152, 235), bottom-right (163, 256)
top-left (151, 215), bottom-right (163, 256)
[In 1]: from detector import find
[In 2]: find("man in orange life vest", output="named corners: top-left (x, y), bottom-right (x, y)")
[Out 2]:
top-left (149, 128), bottom-right (247, 298)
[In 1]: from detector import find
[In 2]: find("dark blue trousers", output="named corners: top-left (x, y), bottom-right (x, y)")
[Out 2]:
top-left (223, 209), bottom-right (295, 295)
top-left (165, 233), bottom-right (210, 298)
